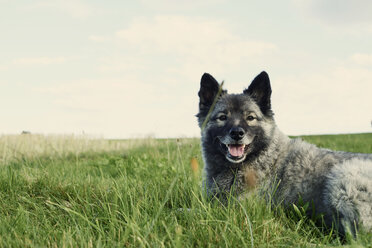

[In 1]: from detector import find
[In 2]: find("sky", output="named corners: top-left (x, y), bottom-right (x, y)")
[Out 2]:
top-left (0, 0), bottom-right (371, 138)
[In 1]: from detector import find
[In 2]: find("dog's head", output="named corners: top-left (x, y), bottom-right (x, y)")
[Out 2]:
top-left (197, 71), bottom-right (274, 164)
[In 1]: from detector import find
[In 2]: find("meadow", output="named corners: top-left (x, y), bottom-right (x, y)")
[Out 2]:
top-left (0, 133), bottom-right (371, 247)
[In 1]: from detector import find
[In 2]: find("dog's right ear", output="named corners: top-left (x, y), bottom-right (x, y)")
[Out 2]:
top-left (197, 73), bottom-right (224, 127)
top-left (199, 73), bottom-right (220, 109)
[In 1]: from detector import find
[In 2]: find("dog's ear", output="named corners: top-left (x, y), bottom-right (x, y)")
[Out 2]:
top-left (199, 73), bottom-right (220, 108)
top-left (244, 71), bottom-right (272, 116)
top-left (197, 73), bottom-right (225, 126)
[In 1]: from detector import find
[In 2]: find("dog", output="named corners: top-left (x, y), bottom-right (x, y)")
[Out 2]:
top-left (197, 71), bottom-right (372, 237)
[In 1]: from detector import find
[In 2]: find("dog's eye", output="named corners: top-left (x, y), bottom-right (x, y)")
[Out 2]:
top-left (247, 115), bottom-right (255, 121)
top-left (217, 115), bottom-right (227, 121)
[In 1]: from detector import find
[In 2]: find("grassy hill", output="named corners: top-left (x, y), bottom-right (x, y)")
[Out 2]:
top-left (0, 133), bottom-right (371, 247)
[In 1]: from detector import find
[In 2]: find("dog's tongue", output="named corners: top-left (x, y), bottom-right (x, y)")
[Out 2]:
top-left (228, 144), bottom-right (245, 157)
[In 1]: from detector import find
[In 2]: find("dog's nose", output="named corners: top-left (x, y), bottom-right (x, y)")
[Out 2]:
top-left (229, 127), bottom-right (245, 140)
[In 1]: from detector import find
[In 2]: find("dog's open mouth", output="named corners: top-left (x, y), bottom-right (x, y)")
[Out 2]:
top-left (221, 143), bottom-right (249, 163)
top-left (228, 144), bottom-right (246, 157)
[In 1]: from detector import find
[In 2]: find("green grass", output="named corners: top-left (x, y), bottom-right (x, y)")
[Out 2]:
top-left (0, 133), bottom-right (371, 247)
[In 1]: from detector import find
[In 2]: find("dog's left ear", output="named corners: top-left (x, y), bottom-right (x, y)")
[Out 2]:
top-left (244, 71), bottom-right (272, 115)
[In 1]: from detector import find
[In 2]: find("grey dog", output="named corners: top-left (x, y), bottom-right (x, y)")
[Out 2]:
top-left (197, 71), bottom-right (372, 237)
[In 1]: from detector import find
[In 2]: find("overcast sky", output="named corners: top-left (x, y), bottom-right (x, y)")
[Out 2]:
top-left (1, 0), bottom-right (371, 138)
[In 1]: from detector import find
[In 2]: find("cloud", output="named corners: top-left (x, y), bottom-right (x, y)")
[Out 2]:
top-left (351, 53), bottom-right (372, 66)
top-left (88, 35), bottom-right (111, 43)
top-left (115, 16), bottom-right (277, 63)
top-left (293, 0), bottom-right (372, 31)
top-left (273, 65), bottom-right (372, 135)
top-left (110, 15), bottom-right (278, 82)
top-left (139, 0), bottom-right (227, 10)
top-left (97, 57), bottom-right (147, 73)
top-left (31, 0), bottom-right (99, 19)
top-left (12, 56), bottom-right (72, 66)
top-left (35, 77), bottom-right (200, 138)
top-left (37, 78), bottom-right (142, 112)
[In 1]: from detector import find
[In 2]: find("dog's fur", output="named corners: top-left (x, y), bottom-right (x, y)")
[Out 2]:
top-left (197, 71), bottom-right (372, 237)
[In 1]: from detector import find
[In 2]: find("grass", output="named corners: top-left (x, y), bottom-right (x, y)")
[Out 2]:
top-left (0, 133), bottom-right (371, 247)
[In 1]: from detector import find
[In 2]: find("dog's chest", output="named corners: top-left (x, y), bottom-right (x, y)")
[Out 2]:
top-left (242, 168), bottom-right (257, 190)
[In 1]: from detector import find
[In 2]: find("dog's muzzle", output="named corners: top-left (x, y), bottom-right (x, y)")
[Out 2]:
top-left (218, 127), bottom-right (253, 163)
